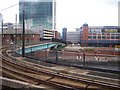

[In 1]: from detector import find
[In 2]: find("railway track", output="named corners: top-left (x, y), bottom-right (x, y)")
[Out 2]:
top-left (1, 47), bottom-right (79, 90)
top-left (0, 46), bottom-right (120, 90)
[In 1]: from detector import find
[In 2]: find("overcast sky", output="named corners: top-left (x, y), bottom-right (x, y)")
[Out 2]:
top-left (0, 0), bottom-right (119, 31)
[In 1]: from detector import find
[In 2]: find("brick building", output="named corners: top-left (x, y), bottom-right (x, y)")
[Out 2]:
top-left (80, 24), bottom-right (120, 47)
top-left (1, 23), bottom-right (40, 45)
top-left (1, 23), bottom-right (61, 45)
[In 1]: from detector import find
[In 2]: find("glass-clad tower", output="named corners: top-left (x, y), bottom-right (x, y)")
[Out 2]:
top-left (19, 0), bottom-right (56, 30)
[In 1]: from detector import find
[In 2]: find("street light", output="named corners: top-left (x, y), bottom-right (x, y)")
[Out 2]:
top-left (83, 53), bottom-right (85, 69)
top-left (10, 42), bottom-right (14, 51)
top-left (1, 19), bottom-right (3, 45)
top-left (30, 26), bottom-right (34, 45)
top-left (22, 9), bottom-right (25, 57)
top-left (46, 43), bottom-right (49, 61)
top-left (15, 14), bottom-right (17, 51)
top-left (55, 45), bottom-right (58, 63)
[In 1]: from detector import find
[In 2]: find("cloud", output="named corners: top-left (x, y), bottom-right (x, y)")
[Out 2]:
top-left (104, 0), bottom-right (119, 7)
top-left (0, 0), bottom-right (118, 31)
top-left (56, 0), bottom-right (118, 31)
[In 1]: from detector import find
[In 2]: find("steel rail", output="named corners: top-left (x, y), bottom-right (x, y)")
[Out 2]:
top-left (0, 47), bottom-right (120, 90)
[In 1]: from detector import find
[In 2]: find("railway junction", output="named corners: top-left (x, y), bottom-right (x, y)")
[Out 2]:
top-left (0, 44), bottom-right (120, 90)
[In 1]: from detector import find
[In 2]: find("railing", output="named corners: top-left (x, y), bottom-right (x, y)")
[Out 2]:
top-left (26, 49), bottom-right (119, 74)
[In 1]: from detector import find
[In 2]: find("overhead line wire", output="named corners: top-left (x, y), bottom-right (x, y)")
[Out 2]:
top-left (0, 3), bottom-right (19, 11)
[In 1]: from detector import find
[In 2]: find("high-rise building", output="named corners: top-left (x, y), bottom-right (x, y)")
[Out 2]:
top-left (19, 0), bottom-right (56, 30)
top-left (62, 28), bottom-right (67, 42)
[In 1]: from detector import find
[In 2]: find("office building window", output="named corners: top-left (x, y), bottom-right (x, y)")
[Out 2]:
top-left (102, 36), bottom-right (106, 39)
top-left (93, 36), bottom-right (96, 39)
top-left (107, 36), bottom-right (110, 39)
top-left (98, 36), bottom-right (101, 39)
top-left (115, 36), bottom-right (118, 39)
top-left (111, 36), bottom-right (115, 39)
top-left (88, 36), bottom-right (92, 39)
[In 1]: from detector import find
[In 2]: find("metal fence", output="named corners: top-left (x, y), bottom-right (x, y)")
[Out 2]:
top-left (26, 49), bottom-right (119, 72)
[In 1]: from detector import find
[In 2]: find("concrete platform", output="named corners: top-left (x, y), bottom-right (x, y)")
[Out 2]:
top-left (0, 76), bottom-right (45, 90)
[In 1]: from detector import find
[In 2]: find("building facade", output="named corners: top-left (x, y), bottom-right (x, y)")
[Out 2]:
top-left (80, 24), bottom-right (120, 47)
top-left (80, 23), bottom-right (89, 46)
top-left (62, 28), bottom-right (67, 42)
top-left (1, 22), bottom-right (60, 45)
top-left (66, 31), bottom-right (80, 43)
top-left (19, 0), bottom-right (56, 30)
top-left (54, 30), bottom-right (61, 39)
top-left (40, 29), bottom-right (54, 40)
top-left (1, 23), bottom-right (40, 45)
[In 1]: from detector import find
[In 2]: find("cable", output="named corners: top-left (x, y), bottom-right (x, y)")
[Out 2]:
top-left (0, 3), bottom-right (19, 11)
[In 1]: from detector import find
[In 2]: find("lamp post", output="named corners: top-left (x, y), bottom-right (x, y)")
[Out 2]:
top-left (30, 26), bottom-right (32, 56)
top-left (10, 42), bottom-right (14, 52)
top-left (22, 9), bottom-right (25, 57)
top-left (1, 19), bottom-right (3, 45)
top-left (55, 45), bottom-right (58, 63)
top-left (30, 26), bottom-right (33, 45)
top-left (14, 14), bottom-right (17, 52)
top-left (46, 43), bottom-right (48, 61)
top-left (83, 53), bottom-right (85, 69)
